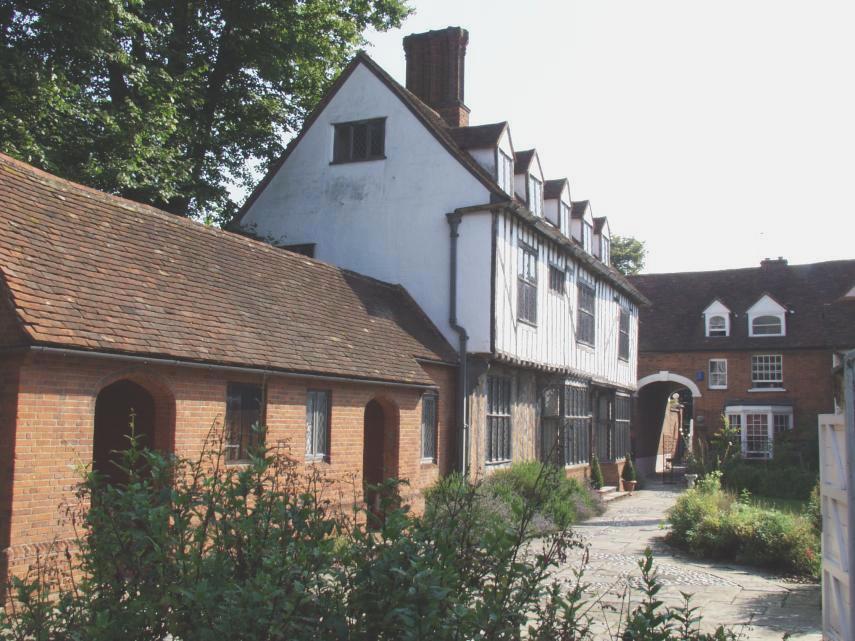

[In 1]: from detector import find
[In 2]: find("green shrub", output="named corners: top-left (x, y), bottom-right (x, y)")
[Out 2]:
top-left (590, 454), bottom-right (605, 489)
top-left (1, 432), bottom-right (745, 640)
top-left (806, 479), bottom-right (822, 532)
top-left (621, 454), bottom-right (637, 483)
top-left (667, 472), bottom-right (820, 577)
top-left (721, 459), bottom-right (817, 500)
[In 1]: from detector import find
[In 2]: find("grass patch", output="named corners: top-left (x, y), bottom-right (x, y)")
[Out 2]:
top-left (748, 494), bottom-right (807, 515)
top-left (667, 472), bottom-right (820, 578)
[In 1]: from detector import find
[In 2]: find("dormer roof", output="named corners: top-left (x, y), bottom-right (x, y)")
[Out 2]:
top-left (448, 122), bottom-right (508, 150)
top-left (703, 299), bottom-right (731, 315)
top-left (630, 259), bottom-right (855, 352)
top-left (514, 149), bottom-right (536, 174)
top-left (570, 200), bottom-right (590, 219)
top-left (544, 178), bottom-right (569, 200)
top-left (593, 216), bottom-right (609, 235)
top-left (746, 293), bottom-right (787, 315)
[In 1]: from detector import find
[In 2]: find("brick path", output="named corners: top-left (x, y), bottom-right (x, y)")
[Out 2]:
top-left (555, 482), bottom-right (822, 640)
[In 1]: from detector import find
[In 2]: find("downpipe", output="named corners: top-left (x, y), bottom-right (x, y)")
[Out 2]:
top-left (446, 211), bottom-right (469, 477)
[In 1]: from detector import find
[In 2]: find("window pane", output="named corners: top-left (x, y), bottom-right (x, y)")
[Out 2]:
top-left (745, 414), bottom-right (770, 458)
top-left (369, 120), bottom-right (385, 157)
top-left (352, 123), bottom-right (368, 159)
top-left (226, 383), bottom-right (263, 461)
top-left (306, 390), bottom-right (330, 459)
top-left (751, 355), bottom-right (783, 387)
top-left (333, 125), bottom-right (350, 163)
top-left (752, 315), bottom-right (782, 335)
top-left (487, 377), bottom-right (512, 463)
top-left (708, 315), bottom-right (727, 336)
top-left (422, 395), bottom-right (437, 461)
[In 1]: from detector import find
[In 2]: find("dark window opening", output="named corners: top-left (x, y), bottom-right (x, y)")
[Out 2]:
top-left (517, 242), bottom-right (538, 324)
top-left (548, 265), bottom-right (566, 295)
top-left (306, 390), bottom-right (331, 461)
top-left (577, 276), bottom-right (596, 345)
top-left (486, 376), bottom-right (512, 464)
top-left (333, 118), bottom-right (385, 163)
top-left (226, 383), bottom-right (264, 462)
top-left (618, 308), bottom-right (630, 360)
top-left (421, 394), bottom-right (438, 462)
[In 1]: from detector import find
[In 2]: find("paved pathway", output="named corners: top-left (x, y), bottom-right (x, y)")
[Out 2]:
top-left (554, 482), bottom-right (821, 640)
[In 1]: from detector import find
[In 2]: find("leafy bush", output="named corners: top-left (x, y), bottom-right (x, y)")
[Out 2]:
top-left (1, 429), bottom-right (747, 640)
top-left (721, 459), bottom-right (817, 500)
top-left (667, 472), bottom-right (820, 577)
top-left (621, 453), bottom-right (637, 483)
top-left (806, 479), bottom-right (822, 532)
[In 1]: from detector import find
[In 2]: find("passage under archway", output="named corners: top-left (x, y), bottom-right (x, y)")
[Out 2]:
top-left (363, 398), bottom-right (399, 524)
top-left (93, 379), bottom-right (157, 484)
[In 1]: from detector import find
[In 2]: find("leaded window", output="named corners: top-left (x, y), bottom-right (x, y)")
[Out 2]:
top-left (306, 390), bottom-right (331, 461)
top-left (548, 264), bottom-right (565, 295)
top-left (226, 383), bottom-right (264, 462)
top-left (421, 394), bottom-right (438, 462)
top-left (576, 271), bottom-right (596, 345)
top-left (498, 150), bottom-right (514, 194)
top-left (517, 242), bottom-right (538, 324)
top-left (486, 376), bottom-right (512, 464)
top-left (563, 384), bottom-right (591, 466)
top-left (529, 176), bottom-right (543, 216)
top-left (618, 308), bottom-right (630, 360)
top-left (333, 118), bottom-right (385, 163)
top-left (615, 394), bottom-right (631, 460)
top-left (751, 355), bottom-right (783, 388)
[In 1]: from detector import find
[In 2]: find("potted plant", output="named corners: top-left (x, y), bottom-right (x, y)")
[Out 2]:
top-left (621, 453), bottom-right (638, 494)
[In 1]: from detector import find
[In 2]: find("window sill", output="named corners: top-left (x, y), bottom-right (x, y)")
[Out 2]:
top-left (577, 340), bottom-right (595, 351)
top-left (517, 318), bottom-right (538, 329)
top-left (486, 460), bottom-right (512, 468)
top-left (329, 156), bottom-right (386, 165)
top-left (747, 387), bottom-right (786, 393)
top-left (305, 455), bottom-right (330, 465)
top-left (564, 462), bottom-right (589, 471)
top-left (420, 458), bottom-right (437, 466)
top-left (708, 386), bottom-right (728, 391)
top-left (618, 356), bottom-right (629, 363)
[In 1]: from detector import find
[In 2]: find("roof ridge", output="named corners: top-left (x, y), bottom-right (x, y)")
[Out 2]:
top-left (633, 258), bottom-right (855, 278)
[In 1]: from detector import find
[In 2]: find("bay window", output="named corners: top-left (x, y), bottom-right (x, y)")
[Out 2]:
top-left (726, 405), bottom-right (793, 459)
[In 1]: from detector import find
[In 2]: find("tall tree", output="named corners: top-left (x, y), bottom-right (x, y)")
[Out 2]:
top-left (611, 235), bottom-right (647, 276)
top-left (0, 0), bottom-right (411, 223)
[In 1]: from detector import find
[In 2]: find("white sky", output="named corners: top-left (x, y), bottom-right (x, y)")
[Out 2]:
top-left (364, 0), bottom-right (855, 274)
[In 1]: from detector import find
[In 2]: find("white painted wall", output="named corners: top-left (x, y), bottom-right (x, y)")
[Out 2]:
top-left (241, 62), bottom-right (493, 347)
top-left (493, 210), bottom-right (638, 388)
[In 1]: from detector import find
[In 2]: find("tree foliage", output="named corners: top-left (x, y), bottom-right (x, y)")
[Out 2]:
top-left (611, 234), bottom-right (647, 275)
top-left (0, 0), bottom-right (411, 223)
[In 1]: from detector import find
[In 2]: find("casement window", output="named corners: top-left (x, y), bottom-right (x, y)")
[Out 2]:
top-left (563, 383), bottom-right (591, 466)
top-left (727, 405), bottom-right (793, 459)
top-left (225, 383), bottom-right (264, 462)
top-left (576, 270), bottom-right (596, 345)
top-left (306, 390), bottom-right (331, 461)
top-left (751, 315), bottom-right (784, 336)
top-left (517, 242), bottom-right (538, 324)
top-left (614, 394), bottom-right (631, 460)
top-left (528, 176), bottom-right (543, 217)
top-left (486, 376), bottom-right (512, 464)
top-left (559, 203), bottom-right (570, 235)
top-left (708, 359), bottom-right (728, 389)
top-left (601, 237), bottom-right (610, 266)
top-left (421, 393), bottom-right (438, 463)
top-left (332, 118), bottom-right (385, 163)
top-left (582, 221), bottom-right (593, 253)
top-left (497, 149), bottom-right (514, 194)
top-left (618, 308), bottom-right (630, 360)
top-left (751, 354), bottom-right (784, 389)
top-left (707, 315), bottom-right (728, 337)
top-left (548, 264), bottom-right (566, 295)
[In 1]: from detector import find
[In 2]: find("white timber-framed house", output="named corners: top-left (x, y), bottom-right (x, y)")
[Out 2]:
top-left (237, 27), bottom-right (649, 482)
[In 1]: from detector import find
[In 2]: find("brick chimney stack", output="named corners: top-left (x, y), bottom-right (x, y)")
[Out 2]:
top-left (403, 27), bottom-right (470, 128)
top-left (761, 257), bottom-right (788, 269)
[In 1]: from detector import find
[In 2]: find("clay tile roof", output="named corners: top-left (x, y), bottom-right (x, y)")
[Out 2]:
top-left (593, 216), bottom-right (607, 233)
top-left (629, 260), bottom-right (855, 352)
top-left (570, 200), bottom-right (590, 219)
top-left (514, 149), bottom-right (536, 174)
top-left (0, 153), bottom-right (456, 385)
top-left (544, 179), bottom-right (568, 200)
top-left (448, 122), bottom-right (507, 149)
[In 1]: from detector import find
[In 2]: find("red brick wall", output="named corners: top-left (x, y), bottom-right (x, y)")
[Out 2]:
top-left (638, 349), bottom-right (835, 437)
top-left (0, 352), bottom-right (456, 579)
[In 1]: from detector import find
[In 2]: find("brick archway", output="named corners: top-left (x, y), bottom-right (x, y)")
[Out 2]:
top-left (93, 376), bottom-right (176, 484)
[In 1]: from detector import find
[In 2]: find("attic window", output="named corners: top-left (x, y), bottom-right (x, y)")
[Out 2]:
top-left (528, 176), bottom-right (543, 217)
top-left (497, 150), bottom-right (514, 194)
top-left (582, 222), bottom-right (593, 254)
top-left (601, 236), bottom-right (610, 266)
top-left (751, 315), bottom-right (783, 336)
top-left (707, 315), bottom-right (728, 337)
top-left (333, 118), bottom-right (385, 163)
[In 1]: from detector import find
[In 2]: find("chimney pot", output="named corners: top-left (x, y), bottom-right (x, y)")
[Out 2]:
top-left (403, 27), bottom-right (470, 128)
top-left (761, 257), bottom-right (788, 268)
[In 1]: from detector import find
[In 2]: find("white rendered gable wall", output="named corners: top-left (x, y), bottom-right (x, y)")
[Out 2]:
top-left (241, 62), bottom-right (494, 350)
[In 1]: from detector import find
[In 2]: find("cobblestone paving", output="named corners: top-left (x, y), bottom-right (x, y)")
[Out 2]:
top-left (554, 482), bottom-right (821, 640)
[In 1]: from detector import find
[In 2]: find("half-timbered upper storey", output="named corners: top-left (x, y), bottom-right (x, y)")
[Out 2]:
top-left (238, 27), bottom-right (647, 390)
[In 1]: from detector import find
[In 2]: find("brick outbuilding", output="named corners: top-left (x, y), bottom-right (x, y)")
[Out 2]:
top-left (0, 153), bottom-right (457, 580)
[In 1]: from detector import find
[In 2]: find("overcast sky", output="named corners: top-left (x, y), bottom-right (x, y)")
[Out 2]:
top-left (365, 0), bottom-right (854, 274)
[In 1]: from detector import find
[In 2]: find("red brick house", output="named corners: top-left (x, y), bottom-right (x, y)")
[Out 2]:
top-left (629, 258), bottom-right (855, 475)
top-left (0, 153), bottom-right (458, 579)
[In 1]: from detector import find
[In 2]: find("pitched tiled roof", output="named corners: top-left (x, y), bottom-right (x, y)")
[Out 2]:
top-left (0, 153), bottom-right (456, 385)
top-left (544, 179), bottom-right (568, 200)
top-left (630, 260), bottom-right (855, 352)
top-left (570, 200), bottom-right (590, 219)
top-left (514, 149), bottom-right (536, 174)
top-left (593, 216), bottom-right (607, 233)
top-left (448, 122), bottom-right (507, 149)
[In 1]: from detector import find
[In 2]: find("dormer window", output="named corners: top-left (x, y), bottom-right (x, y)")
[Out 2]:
top-left (703, 300), bottom-right (731, 337)
top-left (497, 150), bottom-right (514, 195)
top-left (751, 315), bottom-right (783, 336)
top-left (332, 118), bottom-right (385, 163)
top-left (528, 176), bottom-right (543, 217)
top-left (746, 295), bottom-right (786, 337)
top-left (582, 221), bottom-right (593, 253)
top-left (708, 316), bottom-right (728, 336)
top-left (601, 236), bottom-right (610, 265)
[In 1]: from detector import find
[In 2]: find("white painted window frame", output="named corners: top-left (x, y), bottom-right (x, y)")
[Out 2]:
top-left (750, 314), bottom-right (785, 337)
top-left (706, 314), bottom-right (729, 337)
top-left (750, 354), bottom-right (785, 391)
top-left (708, 358), bottom-right (728, 389)
top-left (726, 405), bottom-right (793, 459)
top-left (497, 149), bottom-right (514, 195)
